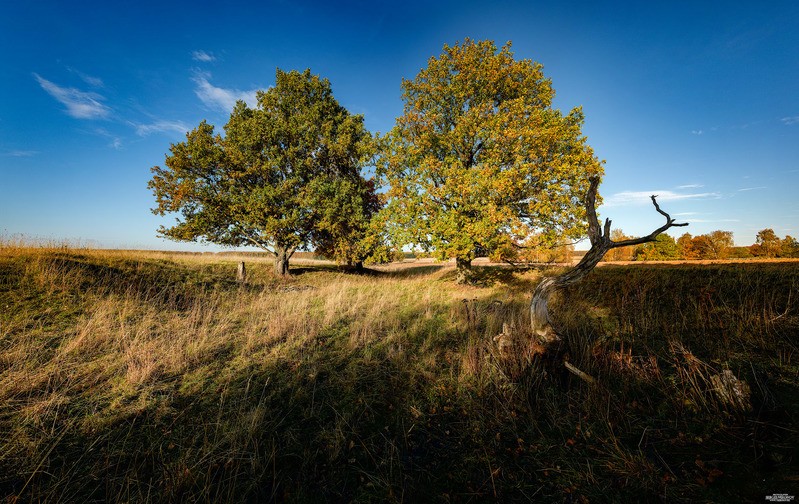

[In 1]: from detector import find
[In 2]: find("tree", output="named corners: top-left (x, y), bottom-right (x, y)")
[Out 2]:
top-left (782, 235), bottom-right (799, 258)
top-left (378, 39), bottom-right (603, 283)
top-left (603, 229), bottom-right (635, 261)
top-left (633, 233), bottom-right (679, 260)
top-left (727, 246), bottom-right (753, 259)
top-left (694, 230), bottom-right (733, 259)
top-left (149, 69), bottom-right (375, 275)
top-left (677, 232), bottom-right (699, 260)
top-left (753, 228), bottom-right (781, 258)
top-left (530, 178), bottom-right (687, 359)
top-left (311, 178), bottom-right (390, 269)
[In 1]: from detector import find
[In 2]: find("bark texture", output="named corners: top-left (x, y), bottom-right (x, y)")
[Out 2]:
top-left (455, 257), bottom-right (473, 284)
top-left (274, 246), bottom-right (294, 276)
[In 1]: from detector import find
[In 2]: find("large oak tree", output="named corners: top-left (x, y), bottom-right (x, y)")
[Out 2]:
top-left (149, 69), bottom-right (376, 275)
top-left (378, 39), bottom-right (603, 282)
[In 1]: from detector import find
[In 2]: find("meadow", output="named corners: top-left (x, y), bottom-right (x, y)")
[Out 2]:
top-left (1, 244), bottom-right (797, 502)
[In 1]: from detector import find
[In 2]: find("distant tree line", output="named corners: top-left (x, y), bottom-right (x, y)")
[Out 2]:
top-left (601, 228), bottom-right (799, 261)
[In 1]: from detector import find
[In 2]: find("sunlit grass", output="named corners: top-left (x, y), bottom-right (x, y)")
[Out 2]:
top-left (1, 244), bottom-right (797, 502)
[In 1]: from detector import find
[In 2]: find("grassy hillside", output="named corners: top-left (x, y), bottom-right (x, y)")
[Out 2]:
top-left (1, 247), bottom-right (797, 502)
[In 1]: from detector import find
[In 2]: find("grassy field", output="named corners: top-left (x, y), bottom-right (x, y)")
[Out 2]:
top-left (1, 246), bottom-right (798, 502)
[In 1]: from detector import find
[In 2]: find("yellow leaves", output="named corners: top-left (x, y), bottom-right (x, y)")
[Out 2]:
top-left (379, 39), bottom-right (605, 261)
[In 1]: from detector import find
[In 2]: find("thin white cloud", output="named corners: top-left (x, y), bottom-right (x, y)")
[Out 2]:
top-left (601, 190), bottom-right (721, 207)
top-left (133, 120), bottom-right (191, 136)
top-left (691, 129), bottom-right (704, 135)
top-left (66, 67), bottom-right (104, 87)
top-left (685, 218), bottom-right (740, 223)
top-left (2, 150), bottom-right (38, 157)
top-left (677, 184), bottom-right (704, 189)
top-left (192, 71), bottom-right (259, 112)
top-left (737, 186), bottom-right (767, 192)
top-left (34, 73), bottom-right (110, 119)
top-left (781, 116), bottom-right (799, 126)
top-left (192, 50), bottom-right (217, 62)
top-left (91, 128), bottom-right (123, 150)
top-left (674, 212), bottom-right (698, 216)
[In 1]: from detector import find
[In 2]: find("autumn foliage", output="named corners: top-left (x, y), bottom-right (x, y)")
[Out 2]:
top-left (377, 39), bottom-right (603, 281)
top-left (600, 228), bottom-right (799, 261)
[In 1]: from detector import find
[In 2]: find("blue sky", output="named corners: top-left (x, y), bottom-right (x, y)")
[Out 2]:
top-left (1, 1), bottom-right (797, 251)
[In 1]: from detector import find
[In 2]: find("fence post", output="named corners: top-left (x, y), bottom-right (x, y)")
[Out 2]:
top-left (237, 261), bottom-right (247, 284)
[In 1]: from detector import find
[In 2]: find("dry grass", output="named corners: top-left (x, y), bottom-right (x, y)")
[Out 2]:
top-left (1, 244), bottom-right (798, 502)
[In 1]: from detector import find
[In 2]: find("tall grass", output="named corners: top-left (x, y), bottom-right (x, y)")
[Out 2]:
top-left (1, 246), bottom-right (797, 502)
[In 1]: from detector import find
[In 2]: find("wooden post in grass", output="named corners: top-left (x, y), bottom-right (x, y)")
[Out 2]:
top-left (237, 261), bottom-right (247, 284)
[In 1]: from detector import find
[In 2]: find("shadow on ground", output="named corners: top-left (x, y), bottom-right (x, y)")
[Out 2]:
top-left (2, 254), bottom-right (798, 503)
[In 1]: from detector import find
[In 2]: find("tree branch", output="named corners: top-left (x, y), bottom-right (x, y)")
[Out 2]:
top-left (609, 193), bottom-right (689, 248)
top-left (546, 177), bottom-right (689, 290)
top-left (243, 233), bottom-right (276, 256)
top-left (467, 141), bottom-right (484, 168)
top-left (529, 174), bottom-right (690, 348)
top-left (585, 177), bottom-right (603, 245)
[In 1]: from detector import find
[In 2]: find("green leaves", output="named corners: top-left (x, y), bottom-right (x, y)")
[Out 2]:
top-left (150, 40), bottom-right (607, 273)
top-left (633, 234), bottom-right (679, 261)
top-left (149, 69), bottom-right (377, 269)
top-left (378, 39), bottom-right (603, 265)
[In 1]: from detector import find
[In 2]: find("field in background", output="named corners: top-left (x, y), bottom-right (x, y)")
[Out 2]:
top-left (1, 245), bottom-right (797, 502)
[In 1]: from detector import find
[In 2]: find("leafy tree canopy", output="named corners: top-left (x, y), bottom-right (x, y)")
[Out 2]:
top-left (149, 69), bottom-right (376, 274)
top-left (677, 232), bottom-right (699, 260)
top-left (782, 235), bottom-right (799, 258)
top-left (754, 228), bottom-right (781, 258)
top-left (695, 230), bottom-right (734, 260)
top-left (633, 233), bottom-right (679, 261)
top-left (377, 39), bottom-right (603, 280)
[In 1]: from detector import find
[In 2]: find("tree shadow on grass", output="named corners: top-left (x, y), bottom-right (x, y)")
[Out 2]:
top-left (8, 259), bottom-right (799, 503)
top-left (3, 298), bottom-right (556, 502)
top-left (433, 264), bottom-right (547, 288)
top-left (369, 264), bottom-right (445, 278)
top-left (10, 251), bottom-right (293, 309)
top-left (286, 263), bottom-right (341, 276)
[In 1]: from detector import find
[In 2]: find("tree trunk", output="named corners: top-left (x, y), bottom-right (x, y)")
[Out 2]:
top-left (527, 176), bottom-right (688, 372)
top-left (530, 277), bottom-right (558, 340)
top-left (455, 256), bottom-right (472, 284)
top-left (274, 247), bottom-right (290, 276)
top-left (530, 244), bottom-right (611, 342)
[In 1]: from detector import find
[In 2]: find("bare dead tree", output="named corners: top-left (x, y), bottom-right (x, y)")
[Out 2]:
top-left (530, 176), bottom-right (688, 349)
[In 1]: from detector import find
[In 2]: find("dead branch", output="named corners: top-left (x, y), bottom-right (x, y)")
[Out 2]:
top-left (530, 175), bottom-right (689, 342)
top-left (540, 176), bottom-right (689, 293)
top-left (563, 361), bottom-right (596, 385)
